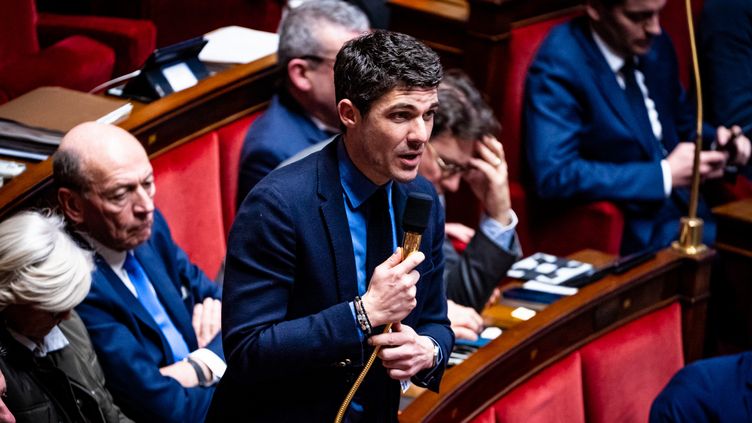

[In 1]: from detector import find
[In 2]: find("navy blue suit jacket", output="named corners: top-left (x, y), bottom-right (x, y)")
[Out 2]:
top-left (236, 91), bottom-right (333, 205)
top-left (650, 351), bottom-right (752, 422)
top-left (525, 17), bottom-right (714, 253)
top-left (76, 210), bottom-right (222, 423)
top-left (700, 0), bottom-right (752, 134)
top-left (209, 139), bottom-right (453, 422)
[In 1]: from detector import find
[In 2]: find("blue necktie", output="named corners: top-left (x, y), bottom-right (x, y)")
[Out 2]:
top-left (123, 253), bottom-right (191, 362)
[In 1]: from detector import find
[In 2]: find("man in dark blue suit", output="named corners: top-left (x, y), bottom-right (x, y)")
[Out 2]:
top-left (700, 0), bottom-right (752, 135)
top-left (236, 0), bottom-right (369, 204)
top-left (525, 0), bottom-right (751, 254)
top-left (209, 31), bottom-right (453, 422)
top-left (650, 351), bottom-right (752, 422)
top-left (53, 122), bottom-right (224, 423)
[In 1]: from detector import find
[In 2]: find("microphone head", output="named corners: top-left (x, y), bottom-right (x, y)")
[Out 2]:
top-left (402, 192), bottom-right (433, 234)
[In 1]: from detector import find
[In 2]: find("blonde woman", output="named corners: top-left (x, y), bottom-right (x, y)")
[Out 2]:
top-left (0, 211), bottom-right (131, 423)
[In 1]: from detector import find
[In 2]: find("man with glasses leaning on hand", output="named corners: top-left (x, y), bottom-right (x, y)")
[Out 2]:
top-left (418, 69), bottom-right (521, 341)
top-left (236, 0), bottom-right (370, 203)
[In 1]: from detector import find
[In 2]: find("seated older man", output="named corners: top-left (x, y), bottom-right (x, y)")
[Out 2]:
top-left (0, 210), bottom-right (131, 423)
top-left (53, 122), bottom-right (224, 423)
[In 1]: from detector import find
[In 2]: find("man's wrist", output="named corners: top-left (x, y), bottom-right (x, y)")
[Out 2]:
top-left (360, 293), bottom-right (384, 327)
top-left (419, 336), bottom-right (438, 369)
top-left (184, 356), bottom-right (210, 387)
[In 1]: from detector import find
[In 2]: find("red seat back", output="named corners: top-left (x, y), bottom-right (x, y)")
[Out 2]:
top-left (469, 302), bottom-right (683, 423)
top-left (152, 132), bottom-right (225, 278)
top-left (501, 12), bottom-right (578, 182)
top-left (488, 352), bottom-right (586, 423)
top-left (660, 0), bottom-right (705, 90)
top-left (580, 302), bottom-right (683, 423)
top-left (0, 0), bottom-right (39, 68)
top-left (217, 112), bottom-right (261, 238)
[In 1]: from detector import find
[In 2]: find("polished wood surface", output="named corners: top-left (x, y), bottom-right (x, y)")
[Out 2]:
top-left (0, 54), bottom-right (278, 220)
top-left (400, 248), bottom-right (713, 423)
top-left (711, 198), bottom-right (752, 352)
top-left (713, 197), bottom-right (752, 257)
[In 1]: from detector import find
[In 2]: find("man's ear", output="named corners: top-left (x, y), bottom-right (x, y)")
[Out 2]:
top-left (287, 58), bottom-right (313, 92)
top-left (338, 99), bottom-right (360, 129)
top-left (58, 187), bottom-right (86, 225)
top-left (585, 2), bottom-right (602, 22)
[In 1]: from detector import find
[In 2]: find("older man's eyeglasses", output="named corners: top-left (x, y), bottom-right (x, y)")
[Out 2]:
top-left (426, 143), bottom-right (470, 177)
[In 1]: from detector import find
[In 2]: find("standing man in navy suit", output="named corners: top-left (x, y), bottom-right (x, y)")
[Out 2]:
top-left (236, 0), bottom-right (369, 203)
top-left (209, 31), bottom-right (452, 422)
top-left (524, 0), bottom-right (751, 254)
top-left (53, 122), bottom-right (224, 423)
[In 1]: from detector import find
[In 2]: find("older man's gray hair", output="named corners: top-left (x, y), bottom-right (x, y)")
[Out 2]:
top-left (277, 0), bottom-right (370, 67)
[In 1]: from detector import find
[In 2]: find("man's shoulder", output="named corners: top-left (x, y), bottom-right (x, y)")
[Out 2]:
top-left (537, 17), bottom-right (585, 54)
top-left (243, 143), bottom-right (329, 204)
top-left (245, 93), bottom-right (315, 145)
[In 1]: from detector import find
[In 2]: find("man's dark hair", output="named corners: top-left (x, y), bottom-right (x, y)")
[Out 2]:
top-left (432, 69), bottom-right (500, 142)
top-left (334, 30), bottom-right (442, 116)
top-left (52, 149), bottom-right (89, 192)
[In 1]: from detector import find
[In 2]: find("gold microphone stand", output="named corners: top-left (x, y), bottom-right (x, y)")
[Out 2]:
top-left (672, 0), bottom-right (707, 255)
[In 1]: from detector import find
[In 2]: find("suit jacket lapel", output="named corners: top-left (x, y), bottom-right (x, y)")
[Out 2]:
top-left (317, 138), bottom-right (358, 302)
top-left (93, 254), bottom-right (174, 353)
top-left (133, 245), bottom-right (198, 350)
top-left (572, 19), bottom-right (657, 158)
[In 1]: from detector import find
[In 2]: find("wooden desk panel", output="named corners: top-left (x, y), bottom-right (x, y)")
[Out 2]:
top-left (714, 197), bottom-right (752, 257)
top-left (711, 198), bottom-right (752, 352)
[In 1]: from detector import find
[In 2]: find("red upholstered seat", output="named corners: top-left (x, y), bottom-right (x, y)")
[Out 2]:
top-left (217, 113), bottom-right (261, 238)
top-left (468, 302), bottom-right (683, 423)
top-left (580, 302), bottom-right (684, 423)
top-left (490, 353), bottom-right (586, 423)
top-left (153, 132), bottom-right (226, 279)
top-left (499, 10), bottom-right (624, 255)
top-left (660, 0), bottom-right (705, 90)
top-left (0, 0), bottom-right (155, 103)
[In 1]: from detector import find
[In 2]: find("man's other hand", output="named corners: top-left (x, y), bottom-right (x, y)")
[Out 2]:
top-left (464, 136), bottom-right (512, 225)
top-left (667, 142), bottom-right (726, 187)
top-left (447, 300), bottom-right (483, 341)
top-left (370, 322), bottom-right (436, 380)
top-left (362, 249), bottom-right (424, 328)
top-left (445, 222), bottom-right (475, 244)
top-left (717, 125), bottom-right (752, 166)
top-left (192, 298), bottom-right (221, 348)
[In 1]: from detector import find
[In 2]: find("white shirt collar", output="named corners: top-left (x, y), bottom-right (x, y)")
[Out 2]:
top-left (8, 325), bottom-right (69, 357)
top-left (591, 27), bottom-right (627, 74)
top-left (309, 114), bottom-right (339, 134)
top-left (79, 231), bottom-right (127, 271)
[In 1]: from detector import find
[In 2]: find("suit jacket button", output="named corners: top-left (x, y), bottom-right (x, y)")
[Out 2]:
top-left (336, 361), bottom-right (347, 367)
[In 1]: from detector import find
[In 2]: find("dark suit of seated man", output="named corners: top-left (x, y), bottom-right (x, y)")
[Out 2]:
top-left (524, 0), bottom-right (751, 254)
top-left (53, 122), bottom-right (224, 423)
top-left (208, 31), bottom-right (453, 422)
top-left (236, 0), bottom-right (369, 204)
top-left (650, 351), bottom-right (752, 422)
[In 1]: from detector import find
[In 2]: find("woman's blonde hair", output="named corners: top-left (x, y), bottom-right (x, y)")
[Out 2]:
top-left (0, 210), bottom-right (93, 312)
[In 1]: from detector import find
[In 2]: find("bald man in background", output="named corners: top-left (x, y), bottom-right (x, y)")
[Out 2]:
top-left (54, 123), bottom-right (223, 423)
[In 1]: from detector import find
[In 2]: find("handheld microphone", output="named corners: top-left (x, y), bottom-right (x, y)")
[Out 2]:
top-left (401, 192), bottom-right (433, 259)
top-left (334, 191), bottom-right (434, 423)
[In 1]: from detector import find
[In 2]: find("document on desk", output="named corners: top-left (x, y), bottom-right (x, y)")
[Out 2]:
top-left (506, 252), bottom-right (593, 285)
top-left (199, 26), bottom-right (279, 64)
